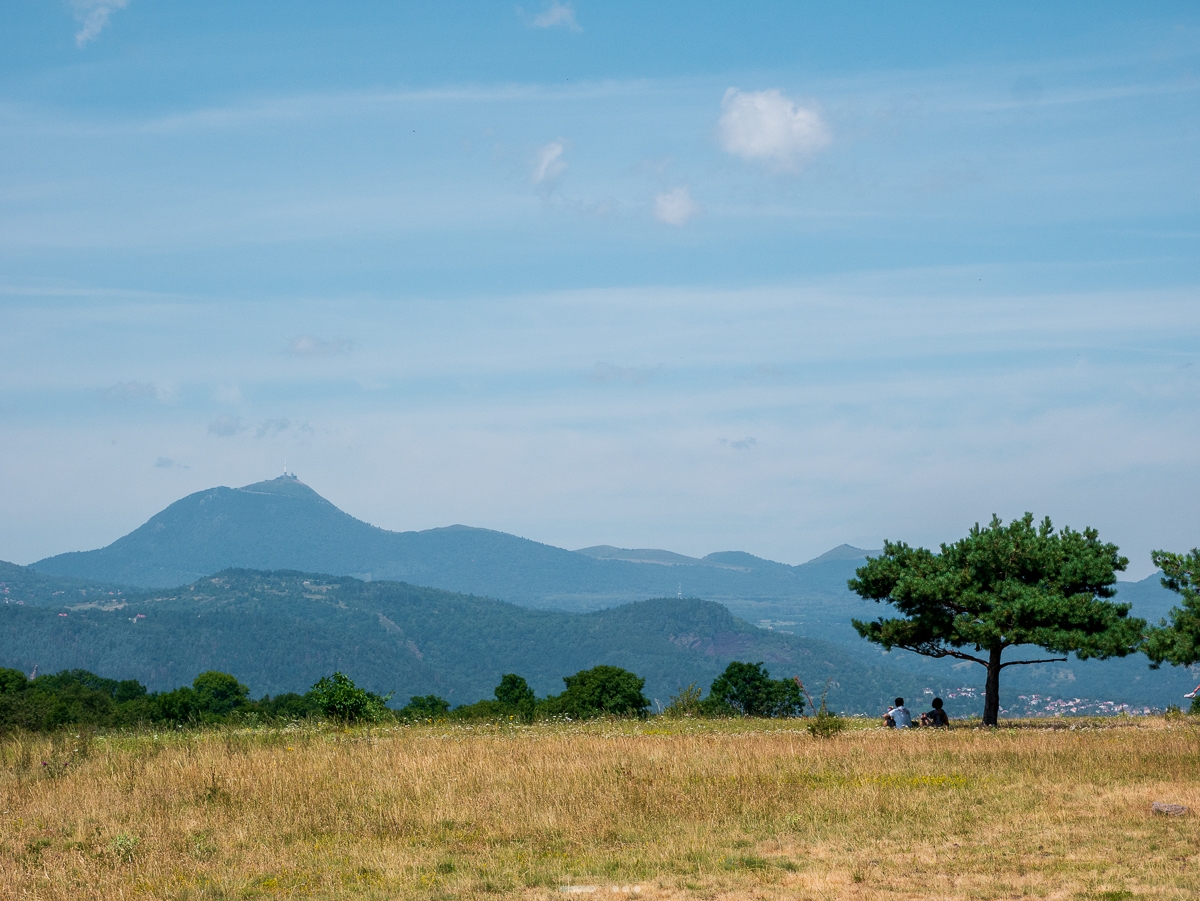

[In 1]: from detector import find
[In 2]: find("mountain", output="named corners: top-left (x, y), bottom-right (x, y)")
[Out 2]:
top-left (31, 475), bottom-right (873, 616)
top-left (0, 565), bottom-right (929, 715)
top-left (22, 475), bottom-right (1194, 713)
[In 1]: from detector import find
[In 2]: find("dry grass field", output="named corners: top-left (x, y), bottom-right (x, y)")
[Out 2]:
top-left (1, 717), bottom-right (1198, 900)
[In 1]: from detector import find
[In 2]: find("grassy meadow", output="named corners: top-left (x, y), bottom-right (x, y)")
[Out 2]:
top-left (1, 717), bottom-right (1198, 900)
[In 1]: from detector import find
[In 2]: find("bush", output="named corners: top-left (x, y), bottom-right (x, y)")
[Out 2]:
top-left (806, 690), bottom-right (846, 738)
top-left (542, 665), bottom-right (649, 720)
top-left (191, 671), bottom-right (250, 719)
top-left (664, 683), bottom-right (704, 718)
top-left (399, 694), bottom-right (451, 721)
top-left (495, 673), bottom-right (534, 706)
top-left (257, 692), bottom-right (319, 720)
top-left (306, 672), bottom-right (391, 723)
top-left (450, 674), bottom-right (539, 722)
top-left (706, 662), bottom-right (804, 718)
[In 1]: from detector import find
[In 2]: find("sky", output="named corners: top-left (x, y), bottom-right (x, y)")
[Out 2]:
top-left (1, 2), bottom-right (1198, 577)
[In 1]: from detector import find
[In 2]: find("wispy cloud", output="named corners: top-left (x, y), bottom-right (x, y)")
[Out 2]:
top-left (154, 456), bottom-right (188, 469)
top-left (97, 381), bottom-right (175, 403)
top-left (214, 382), bottom-right (242, 403)
top-left (256, 418), bottom-right (290, 439)
top-left (589, 362), bottom-right (659, 385)
top-left (532, 141), bottom-right (568, 184)
top-left (288, 335), bottom-right (354, 356)
top-left (208, 414), bottom-right (244, 437)
top-left (97, 381), bottom-right (156, 402)
top-left (654, 186), bottom-right (701, 226)
top-left (528, 1), bottom-right (581, 32)
top-left (717, 88), bottom-right (830, 170)
top-left (72, 0), bottom-right (128, 48)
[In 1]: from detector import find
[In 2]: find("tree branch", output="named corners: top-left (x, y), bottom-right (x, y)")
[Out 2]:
top-left (999, 657), bottom-right (1068, 669)
top-left (894, 643), bottom-right (989, 667)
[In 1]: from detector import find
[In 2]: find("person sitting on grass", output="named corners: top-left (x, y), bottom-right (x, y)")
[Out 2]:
top-left (920, 697), bottom-right (949, 727)
top-left (883, 697), bottom-right (912, 728)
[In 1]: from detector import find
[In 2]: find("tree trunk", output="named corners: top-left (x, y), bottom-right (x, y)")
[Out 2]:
top-left (983, 646), bottom-right (1003, 726)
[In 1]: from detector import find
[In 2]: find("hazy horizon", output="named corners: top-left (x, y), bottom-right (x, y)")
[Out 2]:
top-left (2, 3), bottom-right (1198, 578)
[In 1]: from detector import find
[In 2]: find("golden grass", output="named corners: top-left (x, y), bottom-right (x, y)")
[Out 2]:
top-left (2, 717), bottom-right (1199, 900)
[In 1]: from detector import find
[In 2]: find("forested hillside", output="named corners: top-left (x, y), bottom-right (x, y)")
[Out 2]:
top-left (0, 567), bottom-right (932, 714)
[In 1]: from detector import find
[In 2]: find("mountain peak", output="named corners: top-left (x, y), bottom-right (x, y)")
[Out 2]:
top-left (237, 475), bottom-right (331, 504)
top-left (804, 544), bottom-right (876, 565)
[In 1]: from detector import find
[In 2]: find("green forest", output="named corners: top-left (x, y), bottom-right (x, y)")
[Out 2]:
top-left (0, 660), bottom-right (813, 734)
top-left (0, 565), bottom-right (930, 715)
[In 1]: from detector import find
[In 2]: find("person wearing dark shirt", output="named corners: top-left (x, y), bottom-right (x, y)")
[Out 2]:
top-left (920, 697), bottom-right (949, 727)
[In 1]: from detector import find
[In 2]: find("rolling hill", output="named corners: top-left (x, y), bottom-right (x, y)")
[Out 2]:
top-left (0, 565), bottom-right (931, 715)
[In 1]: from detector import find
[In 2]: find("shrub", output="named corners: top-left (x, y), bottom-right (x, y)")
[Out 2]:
top-left (806, 695), bottom-right (846, 738)
top-left (494, 673), bottom-right (535, 707)
top-left (306, 672), bottom-right (391, 723)
top-left (706, 662), bottom-right (804, 718)
top-left (257, 692), bottom-right (319, 720)
top-left (191, 671), bottom-right (250, 719)
top-left (542, 665), bottom-right (649, 720)
top-left (664, 683), bottom-right (704, 718)
top-left (399, 695), bottom-right (451, 721)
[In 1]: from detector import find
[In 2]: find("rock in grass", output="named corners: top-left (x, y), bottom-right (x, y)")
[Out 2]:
top-left (1151, 802), bottom-right (1188, 816)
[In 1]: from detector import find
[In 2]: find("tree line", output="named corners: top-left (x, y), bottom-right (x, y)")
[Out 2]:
top-left (0, 659), bottom-right (805, 733)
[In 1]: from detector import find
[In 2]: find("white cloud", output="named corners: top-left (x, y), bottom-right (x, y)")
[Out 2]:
top-left (530, 1), bottom-right (581, 31)
top-left (288, 335), bottom-right (354, 356)
top-left (654, 186), bottom-right (701, 226)
top-left (717, 88), bottom-right (830, 169)
top-left (72, 0), bottom-right (128, 48)
top-left (532, 141), bottom-right (568, 183)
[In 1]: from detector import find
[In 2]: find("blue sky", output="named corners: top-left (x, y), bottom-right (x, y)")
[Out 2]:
top-left (1, 2), bottom-right (1197, 576)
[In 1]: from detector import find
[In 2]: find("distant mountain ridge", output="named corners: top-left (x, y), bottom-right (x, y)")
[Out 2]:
top-left (31, 475), bottom-right (878, 614)
top-left (22, 475), bottom-right (1194, 713)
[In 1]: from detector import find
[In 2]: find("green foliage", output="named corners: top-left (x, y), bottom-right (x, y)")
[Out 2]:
top-left (1, 565), bottom-right (934, 717)
top-left (849, 513), bottom-right (1143, 725)
top-left (1144, 548), bottom-right (1200, 667)
top-left (450, 673), bottom-right (539, 721)
top-left (706, 661), bottom-right (804, 718)
top-left (806, 682), bottom-right (845, 737)
top-left (0, 667), bottom-right (28, 694)
top-left (256, 692), bottom-right (319, 719)
top-left (542, 665), bottom-right (649, 719)
top-left (494, 673), bottom-right (535, 707)
top-left (398, 694), bottom-right (451, 721)
top-left (0, 668), bottom-right (146, 731)
top-left (306, 671), bottom-right (391, 723)
top-left (663, 682), bottom-right (704, 718)
top-left (191, 671), bottom-right (250, 717)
